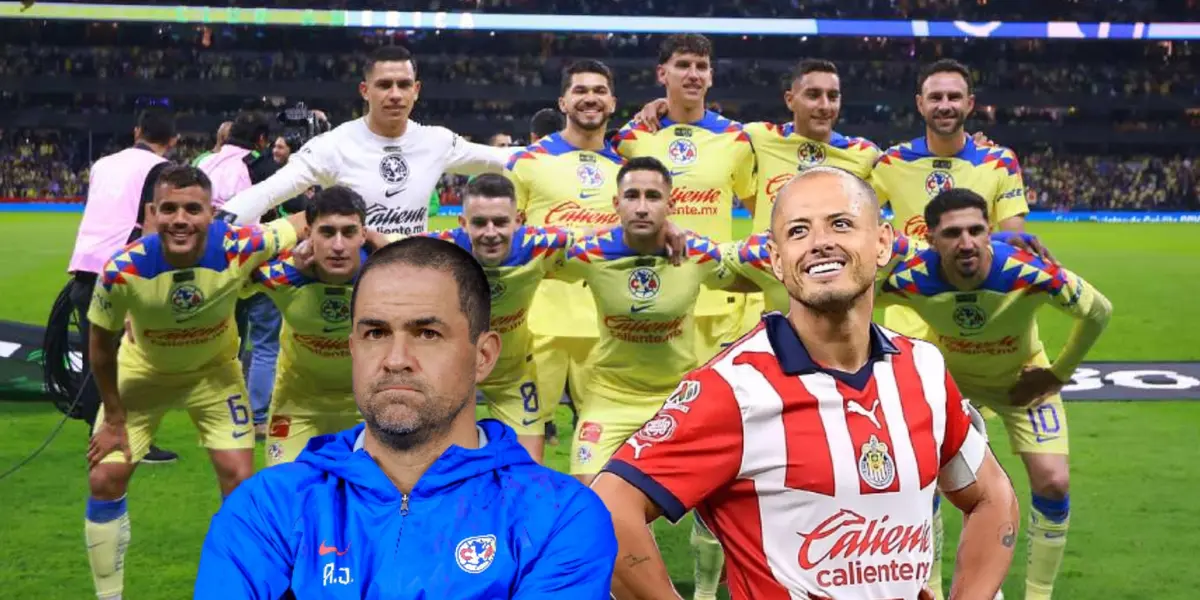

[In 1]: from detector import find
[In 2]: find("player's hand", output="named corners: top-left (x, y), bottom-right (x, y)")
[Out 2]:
top-left (634, 98), bottom-right (669, 133)
top-left (917, 586), bottom-right (937, 600)
top-left (88, 418), bottom-right (132, 468)
top-left (363, 228), bottom-right (393, 253)
top-left (990, 231), bottom-right (1056, 264)
top-left (1008, 366), bottom-right (1065, 407)
top-left (292, 239), bottom-right (315, 269)
top-left (214, 209), bottom-right (239, 225)
top-left (970, 130), bottom-right (995, 147)
top-left (661, 222), bottom-right (688, 266)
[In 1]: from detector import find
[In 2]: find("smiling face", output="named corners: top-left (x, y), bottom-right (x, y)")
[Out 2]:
top-left (150, 183), bottom-right (213, 260)
top-left (461, 194), bottom-right (520, 267)
top-left (918, 71), bottom-right (975, 138)
top-left (658, 51), bottom-right (712, 107)
top-left (559, 71), bottom-right (616, 133)
top-left (787, 70), bottom-right (841, 140)
top-left (768, 170), bottom-right (893, 314)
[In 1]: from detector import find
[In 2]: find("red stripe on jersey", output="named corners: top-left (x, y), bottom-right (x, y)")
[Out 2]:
top-left (888, 337), bottom-right (939, 488)
top-left (836, 378), bottom-right (902, 495)
top-left (732, 352), bottom-right (836, 497)
top-left (701, 479), bottom-right (792, 600)
top-left (699, 321), bottom-right (766, 370)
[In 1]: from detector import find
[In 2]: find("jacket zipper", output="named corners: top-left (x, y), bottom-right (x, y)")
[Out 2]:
top-left (395, 493), bottom-right (411, 558)
top-left (400, 493), bottom-right (410, 516)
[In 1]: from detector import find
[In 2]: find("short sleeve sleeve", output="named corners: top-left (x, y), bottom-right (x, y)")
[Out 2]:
top-left (938, 369), bottom-right (987, 492)
top-left (87, 268), bottom-right (129, 332)
top-left (991, 148), bottom-right (1030, 224)
top-left (732, 132), bottom-right (757, 201)
top-left (603, 369), bottom-right (743, 522)
top-left (229, 219), bottom-right (299, 277)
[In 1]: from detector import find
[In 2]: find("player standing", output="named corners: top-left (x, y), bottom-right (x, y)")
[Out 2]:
top-left (505, 59), bottom-right (625, 450)
top-left (245, 186), bottom-right (370, 466)
top-left (84, 166), bottom-right (305, 600)
top-left (879, 189), bottom-right (1112, 600)
top-left (592, 167), bottom-right (1019, 600)
top-left (219, 45), bottom-right (512, 235)
top-left (556, 157), bottom-right (757, 483)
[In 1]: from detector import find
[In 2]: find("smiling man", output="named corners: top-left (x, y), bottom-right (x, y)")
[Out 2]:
top-left (220, 45), bottom-right (513, 235)
top-left (243, 186), bottom-right (371, 466)
top-left (196, 236), bottom-right (617, 599)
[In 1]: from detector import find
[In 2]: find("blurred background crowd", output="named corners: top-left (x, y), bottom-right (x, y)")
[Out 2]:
top-left (1, 4), bottom-right (1198, 212)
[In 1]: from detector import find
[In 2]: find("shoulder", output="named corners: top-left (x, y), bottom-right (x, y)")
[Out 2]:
top-left (253, 250), bottom-right (309, 289)
top-left (99, 236), bottom-right (162, 290)
top-left (830, 131), bottom-right (881, 155)
top-left (873, 138), bottom-right (927, 168)
top-left (981, 144), bottom-right (1022, 175)
top-left (742, 121), bottom-right (774, 139)
top-left (880, 246), bottom-right (953, 296)
top-left (878, 326), bottom-right (948, 370)
top-left (505, 138), bottom-right (553, 172)
top-left (983, 243), bottom-right (1076, 299)
top-left (612, 119), bottom-right (651, 151)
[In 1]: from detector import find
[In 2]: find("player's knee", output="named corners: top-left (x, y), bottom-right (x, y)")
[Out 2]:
top-left (88, 466), bottom-right (131, 500)
top-left (1031, 466), bottom-right (1070, 499)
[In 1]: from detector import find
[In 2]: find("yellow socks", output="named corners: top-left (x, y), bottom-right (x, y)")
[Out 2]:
top-left (85, 496), bottom-right (130, 600)
top-left (1025, 494), bottom-right (1069, 600)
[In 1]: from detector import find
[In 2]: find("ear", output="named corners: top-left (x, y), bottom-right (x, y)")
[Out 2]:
top-left (412, 80), bottom-right (422, 100)
top-left (458, 214), bottom-right (467, 229)
top-left (557, 95), bottom-right (568, 114)
top-left (766, 236), bottom-right (785, 283)
top-left (474, 331), bottom-right (502, 385)
top-left (516, 211), bottom-right (526, 226)
top-left (656, 64), bottom-right (668, 87)
top-left (965, 93), bottom-right (976, 115)
top-left (783, 88), bottom-right (794, 107)
top-left (359, 81), bottom-right (369, 103)
top-left (877, 221), bottom-right (895, 269)
top-left (612, 195), bottom-right (620, 212)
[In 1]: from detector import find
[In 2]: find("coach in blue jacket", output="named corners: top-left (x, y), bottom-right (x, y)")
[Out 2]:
top-left (195, 236), bottom-right (618, 599)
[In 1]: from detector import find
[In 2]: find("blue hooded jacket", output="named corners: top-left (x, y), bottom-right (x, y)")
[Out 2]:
top-left (195, 420), bottom-right (617, 599)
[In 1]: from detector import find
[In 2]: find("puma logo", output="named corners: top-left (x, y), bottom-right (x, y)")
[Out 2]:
top-left (846, 399), bottom-right (883, 429)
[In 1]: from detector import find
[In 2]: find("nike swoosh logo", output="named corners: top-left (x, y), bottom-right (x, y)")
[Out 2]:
top-left (323, 326), bottom-right (348, 333)
top-left (669, 170), bottom-right (688, 177)
top-left (579, 192), bottom-right (599, 199)
top-left (1036, 435), bottom-right (1059, 443)
top-left (630, 305), bottom-right (650, 313)
top-left (232, 430), bottom-right (250, 439)
top-left (521, 418), bottom-right (540, 426)
top-left (385, 189), bottom-right (403, 198)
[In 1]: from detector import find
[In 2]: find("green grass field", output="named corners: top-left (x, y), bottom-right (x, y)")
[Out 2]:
top-left (1, 212), bottom-right (1198, 599)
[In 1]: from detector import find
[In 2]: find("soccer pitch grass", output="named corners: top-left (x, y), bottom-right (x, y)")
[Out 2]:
top-left (0, 212), bottom-right (1198, 599)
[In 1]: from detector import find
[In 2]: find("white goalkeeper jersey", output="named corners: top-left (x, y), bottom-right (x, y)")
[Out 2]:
top-left (222, 117), bottom-right (513, 235)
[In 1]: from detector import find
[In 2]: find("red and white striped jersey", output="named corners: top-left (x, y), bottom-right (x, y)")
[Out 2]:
top-left (604, 313), bottom-right (987, 600)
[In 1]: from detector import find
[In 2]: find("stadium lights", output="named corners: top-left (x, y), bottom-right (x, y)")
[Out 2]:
top-left (0, 1), bottom-right (1198, 39)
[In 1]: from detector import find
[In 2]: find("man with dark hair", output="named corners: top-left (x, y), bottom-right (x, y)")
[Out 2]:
top-left (488, 132), bottom-right (514, 147)
top-left (64, 106), bottom-right (181, 464)
top-left (529, 107), bottom-right (564, 142)
top-left (555, 156), bottom-right (759, 487)
top-left (243, 186), bottom-right (371, 466)
top-left (221, 45), bottom-right (513, 236)
top-left (196, 236), bottom-right (618, 599)
top-left (878, 188), bottom-right (1111, 600)
top-left (83, 165), bottom-right (307, 600)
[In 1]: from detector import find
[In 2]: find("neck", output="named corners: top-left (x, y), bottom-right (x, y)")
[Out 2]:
top-left (787, 296), bottom-right (874, 373)
top-left (926, 130), bottom-right (967, 157)
top-left (623, 228), bottom-right (664, 256)
top-left (362, 409), bottom-right (480, 494)
top-left (367, 115), bottom-right (408, 139)
top-left (310, 263), bottom-right (357, 286)
top-left (560, 124), bottom-right (609, 151)
top-left (162, 247), bottom-right (204, 270)
top-left (138, 140), bottom-right (170, 156)
top-left (941, 246), bottom-right (993, 291)
top-left (666, 96), bottom-right (707, 124)
top-left (792, 119), bottom-right (832, 144)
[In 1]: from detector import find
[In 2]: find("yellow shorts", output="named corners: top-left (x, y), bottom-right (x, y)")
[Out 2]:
top-left (570, 390), bottom-right (663, 475)
top-left (882, 305), bottom-right (932, 341)
top-left (481, 360), bottom-right (551, 437)
top-left (960, 353), bottom-right (1069, 455)
top-left (94, 359), bottom-right (253, 464)
top-left (532, 334), bottom-right (595, 411)
top-left (265, 411), bottom-right (361, 466)
top-left (694, 294), bottom-right (749, 364)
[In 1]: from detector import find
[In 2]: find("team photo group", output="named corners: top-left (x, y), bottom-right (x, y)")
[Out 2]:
top-left (69, 30), bottom-right (1112, 600)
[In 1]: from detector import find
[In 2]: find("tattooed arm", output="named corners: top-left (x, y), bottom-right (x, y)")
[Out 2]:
top-left (590, 473), bottom-right (682, 600)
top-left (941, 449), bottom-right (1020, 600)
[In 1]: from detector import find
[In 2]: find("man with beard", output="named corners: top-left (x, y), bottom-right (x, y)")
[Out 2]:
top-left (195, 236), bottom-right (617, 599)
top-left (592, 167), bottom-right (1019, 600)
top-left (243, 186), bottom-right (371, 466)
top-left (871, 58), bottom-right (1031, 599)
top-left (220, 45), bottom-right (513, 236)
top-left (877, 189), bottom-right (1111, 600)
top-left (84, 166), bottom-right (307, 600)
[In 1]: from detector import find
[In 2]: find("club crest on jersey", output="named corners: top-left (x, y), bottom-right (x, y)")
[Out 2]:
top-left (635, 414), bottom-right (678, 443)
top-left (576, 445), bottom-right (593, 465)
top-left (267, 442), bottom-right (283, 461)
top-left (576, 163), bottom-right (605, 189)
top-left (169, 284), bottom-right (204, 316)
top-left (796, 142), bottom-right (827, 168)
top-left (320, 298), bottom-right (350, 324)
top-left (488, 279), bottom-right (506, 301)
top-left (628, 268), bottom-right (661, 301)
top-left (667, 139), bottom-right (698, 166)
top-left (858, 434), bottom-right (897, 490)
top-left (953, 304), bottom-right (987, 331)
top-left (379, 153), bottom-right (410, 188)
top-left (455, 535), bottom-right (498, 574)
top-left (925, 170), bottom-right (955, 197)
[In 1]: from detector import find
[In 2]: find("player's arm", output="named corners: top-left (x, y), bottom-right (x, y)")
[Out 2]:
top-left (194, 477), bottom-right (294, 599)
top-left (935, 359), bottom-right (1019, 600)
top-left (591, 371), bottom-right (744, 600)
top-left (709, 240), bottom-right (762, 293)
top-left (1046, 274), bottom-right (1112, 381)
top-left (444, 130), bottom-right (517, 176)
top-left (231, 215), bottom-right (306, 276)
top-left (220, 136), bottom-right (335, 225)
top-left (732, 127), bottom-right (758, 218)
top-left (993, 148), bottom-right (1031, 233)
top-left (512, 488), bottom-right (617, 599)
top-left (85, 273), bottom-right (132, 466)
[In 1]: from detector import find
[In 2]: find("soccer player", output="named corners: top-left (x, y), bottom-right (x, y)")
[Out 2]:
top-left (220, 45), bottom-right (513, 235)
top-left (529, 107), bottom-right (565, 143)
top-left (505, 59), bottom-right (625, 444)
top-left (84, 166), bottom-right (305, 600)
top-left (871, 58), bottom-right (1032, 597)
top-left (878, 189), bottom-right (1112, 600)
top-left (592, 166), bottom-right (1019, 600)
top-left (555, 157), bottom-right (757, 485)
top-left (244, 186), bottom-right (370, 466)
top-left (413, 174), bottom-right (576, 463)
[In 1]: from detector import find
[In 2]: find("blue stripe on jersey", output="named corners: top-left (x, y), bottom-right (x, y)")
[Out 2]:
top-left (105, 220), bottom-right (235, 286)
top-left (432, 227), bottom-right (568, 267)
top-left (513, 133), bottom-right (624, 167)
top-left (887, 137), bottom-right (1017, 172)
top-left (884, 241), bottom-right (1073, 299)
top-left (659, 110), bottom-right (743, 136)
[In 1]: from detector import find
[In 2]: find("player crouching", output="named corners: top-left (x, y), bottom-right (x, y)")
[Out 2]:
top-left (246, 186), bottom-right (370, 466)
top-left (84, 166), bottom-right (306, 600)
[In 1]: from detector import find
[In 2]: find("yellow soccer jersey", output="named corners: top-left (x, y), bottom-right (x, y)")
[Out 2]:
top-left (88, 219), bottom-right (297, 374)
top-left (246, 249), bottom-right (363, 415)
top-left (427, 226), bottom-right (574, 386)
top-left (505, 132), bottom-right (624, 339)
top-left (872, 136), bottom-right (1030, 238)
top-left (744, 123), bottom-right (880, 234)
top-left (878, 241), bottom-right (1112, 390)
top-left (555, 228), bottom-right (738, 398)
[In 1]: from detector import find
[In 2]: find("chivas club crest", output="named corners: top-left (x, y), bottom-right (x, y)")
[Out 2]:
top-left (858, 435), bottom-right (897, 490)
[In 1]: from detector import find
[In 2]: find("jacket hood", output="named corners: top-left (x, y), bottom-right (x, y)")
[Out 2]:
top-left (296, 419), bottom-right (534, 504)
